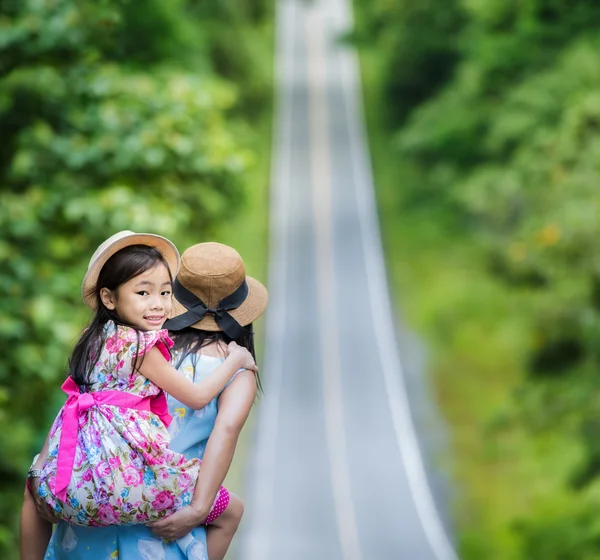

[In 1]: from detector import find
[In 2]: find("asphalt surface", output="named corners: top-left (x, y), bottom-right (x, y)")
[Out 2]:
top-left (237, 0), bottom-right (459, 558)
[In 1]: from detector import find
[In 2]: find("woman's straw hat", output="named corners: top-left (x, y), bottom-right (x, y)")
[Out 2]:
top-left (169, 242), bottom-right (268, 331)
top-left (82, 230), bottom-right (180, 310)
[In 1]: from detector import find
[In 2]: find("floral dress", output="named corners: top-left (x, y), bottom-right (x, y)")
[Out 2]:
top-left (38, 321), bottom-right (205, 526)
top-left (45, 351), bottom-right (236, 560)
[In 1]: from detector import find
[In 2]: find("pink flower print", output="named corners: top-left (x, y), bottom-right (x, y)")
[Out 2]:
top-left (109, 456), bottom-right (121, 470)
top-left (135, 512), bottom-right (149, 523)
top-left (74, 446), bottom-right (85, 468)
top-left (178, 471), bottom-right (193, 490)
top-left (95, 460), bottom-right (112, 479)
top-left (154, 432), bottom-right (167, 445)
top-left (122, 466), bottom-right (142, 487)
top-left (89, 427), bottom-right (103, 449)
top-left (152, 490), bottom-right (175, 512)
top-left (150, 438), bottom-right (167, 455)
top-left (47, 474), bottom-right (57, 493)
top-left (145, 453), bottom-right (163, 466)
top-left (81, 468), bottom-right (93, 482)
top-left (105, 334), bottom-right (127, 355)
top-left (103, 408), bottom-right (115, 422)
top-left (115, 360), bottom-right (125, 372)
top-left (97, 503), bottom-right (119, 525)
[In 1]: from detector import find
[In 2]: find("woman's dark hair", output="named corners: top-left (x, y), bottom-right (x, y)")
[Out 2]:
top-left (170, 324), bottom-right (262, 394)
top-left (69, 245), bottom-right (173, 387)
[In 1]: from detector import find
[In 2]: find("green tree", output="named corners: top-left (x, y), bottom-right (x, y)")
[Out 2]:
top-left (0, 0), bottom-right (272, 554)
top-left (355, 0), bottom-right (600, 556)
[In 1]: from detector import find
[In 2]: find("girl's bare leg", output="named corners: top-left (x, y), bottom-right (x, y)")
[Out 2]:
top-left (20, 486), bottom-right (52, 560)
top-left (206, 493), bottom-right (244, 560)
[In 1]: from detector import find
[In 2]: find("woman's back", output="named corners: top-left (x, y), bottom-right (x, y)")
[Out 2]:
top-left (168, 341), bottom-right (230, 452)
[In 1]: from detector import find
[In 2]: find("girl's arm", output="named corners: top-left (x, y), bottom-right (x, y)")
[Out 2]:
top-left (147, 369), bottom-right (257, 539)
top-left (139, 341), bottom-right (256, 411)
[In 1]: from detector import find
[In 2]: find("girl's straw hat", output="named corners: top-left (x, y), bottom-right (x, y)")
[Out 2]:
top-left (82, 230), bottom-right (180, 310)
top-left (167, 242), bottom-right (268, 333)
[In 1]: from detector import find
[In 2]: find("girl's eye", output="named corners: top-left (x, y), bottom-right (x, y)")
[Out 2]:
top-left (137, 291), bottom-right (149, 296)
top-left (161, 291), bottom-right (172, 297)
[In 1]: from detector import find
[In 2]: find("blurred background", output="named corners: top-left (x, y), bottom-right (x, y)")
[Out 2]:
top-left (2, 0), bottom-right (600, 558)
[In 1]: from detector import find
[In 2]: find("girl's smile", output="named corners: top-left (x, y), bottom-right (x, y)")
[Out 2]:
top-left (100, 264), bottom-right (173, 331)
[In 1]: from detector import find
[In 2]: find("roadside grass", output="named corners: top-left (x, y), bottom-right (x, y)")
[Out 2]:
top-left (355, 46), bottom-right (579, 558)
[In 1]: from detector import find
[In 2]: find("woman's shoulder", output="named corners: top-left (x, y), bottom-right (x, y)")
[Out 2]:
top-left (199, 339), bottom-right (228, 359)
top-left (173, 350), bottom-right (225, 368)
top-left (171, 338), bottom-right (227, 362)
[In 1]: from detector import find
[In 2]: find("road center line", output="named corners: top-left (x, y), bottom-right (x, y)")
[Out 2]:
top-left (306, 4), bottom-right (363, 560)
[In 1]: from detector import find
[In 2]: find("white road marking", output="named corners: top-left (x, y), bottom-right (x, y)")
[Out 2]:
top-left (244, 1), bottom-right (296, 558)
top-left (245, 0), bottom-right (460, 558)
top-left (306, 3), bottom-right (364, 560)
top-left (331, 0), bottom-right (461, 558)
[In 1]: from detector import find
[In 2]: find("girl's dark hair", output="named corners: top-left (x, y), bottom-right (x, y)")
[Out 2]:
top-left (170, 325), bottom-right (262, 394)
top-left (69, 245), bottom-right (173, 387)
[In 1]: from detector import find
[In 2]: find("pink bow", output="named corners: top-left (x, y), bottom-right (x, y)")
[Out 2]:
top-left (54, 376), bottom-right (172, 502)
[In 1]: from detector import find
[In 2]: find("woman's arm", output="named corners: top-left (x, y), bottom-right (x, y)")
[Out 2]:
top-left (148, 370), bottom-right (257, 539)
top-left (190, 369), bottom-right (257, 511)
top-left (139, 342), bottom-right (256, 410)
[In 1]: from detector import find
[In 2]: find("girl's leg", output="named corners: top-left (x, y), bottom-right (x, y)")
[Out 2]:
top-left (206, 493), bottom-right (244, 560)
top-left (20, 485), bottom-right (52, 560)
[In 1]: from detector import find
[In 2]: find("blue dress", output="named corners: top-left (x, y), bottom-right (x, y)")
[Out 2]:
top-left (45, 353), bottom-right (232, 560)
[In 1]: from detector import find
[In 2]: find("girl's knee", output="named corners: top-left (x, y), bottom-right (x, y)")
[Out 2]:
top-left (226, 493), bottom-right (244, 524)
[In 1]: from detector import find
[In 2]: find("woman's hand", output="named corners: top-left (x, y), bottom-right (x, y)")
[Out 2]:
top-left (147, 505), bottom-right (210, 540)
top-left (26, 478), bottom-right (61, 524)
top-left (227, 341), bottom-right (258, 373)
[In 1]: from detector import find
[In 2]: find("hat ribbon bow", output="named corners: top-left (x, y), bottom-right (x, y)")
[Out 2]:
top-left (165, 279), bottom-right (249, 339)
top-left (54, 376), bottom-right (172, 502)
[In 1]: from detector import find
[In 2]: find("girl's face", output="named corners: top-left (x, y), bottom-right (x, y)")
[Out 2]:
top-left (100, 263), bottom-right (173, 331)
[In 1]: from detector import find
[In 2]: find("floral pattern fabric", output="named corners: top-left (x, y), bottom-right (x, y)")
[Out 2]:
top-left (37, 321), bottom-right (200, 526)
top-left (45, 352), bottom-right (233, 560)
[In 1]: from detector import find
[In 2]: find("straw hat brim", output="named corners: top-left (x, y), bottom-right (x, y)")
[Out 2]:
top-left (82, 233), bottom-right (180, 310)
top-left (169, 275), bottom-right (268, 331)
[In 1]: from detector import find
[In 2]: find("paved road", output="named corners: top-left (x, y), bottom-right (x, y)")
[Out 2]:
top-left (237, 0), bottom-right (459, 558)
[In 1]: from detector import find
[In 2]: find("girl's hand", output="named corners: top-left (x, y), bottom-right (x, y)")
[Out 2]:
top-left (147, 505), bottom-right (209, 540)
top-left (227, 341), bottom-right (258, 373)
top-left (27, 479), bottom-right (61, 524)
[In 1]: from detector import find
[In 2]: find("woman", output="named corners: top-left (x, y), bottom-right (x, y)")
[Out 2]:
top-left (25, 242), bottom-right (267, 560)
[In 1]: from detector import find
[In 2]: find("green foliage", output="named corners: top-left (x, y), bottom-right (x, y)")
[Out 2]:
top-left (352, 0), bottom-right (465, 125)
top-left (0, 0), bottom-right (272, 555)
top-left (356, 0), bottom-right (600, 556)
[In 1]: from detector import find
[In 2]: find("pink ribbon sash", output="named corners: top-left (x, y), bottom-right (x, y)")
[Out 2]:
top-left (54, 376), bottom-right (173, 502)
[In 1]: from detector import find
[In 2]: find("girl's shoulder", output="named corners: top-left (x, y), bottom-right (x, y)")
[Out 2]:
top-left (103, 321), bottom-right (174, 359)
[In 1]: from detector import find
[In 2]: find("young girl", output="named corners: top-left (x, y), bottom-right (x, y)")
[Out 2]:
top-left (21, 231), bottom-right (258, 559)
